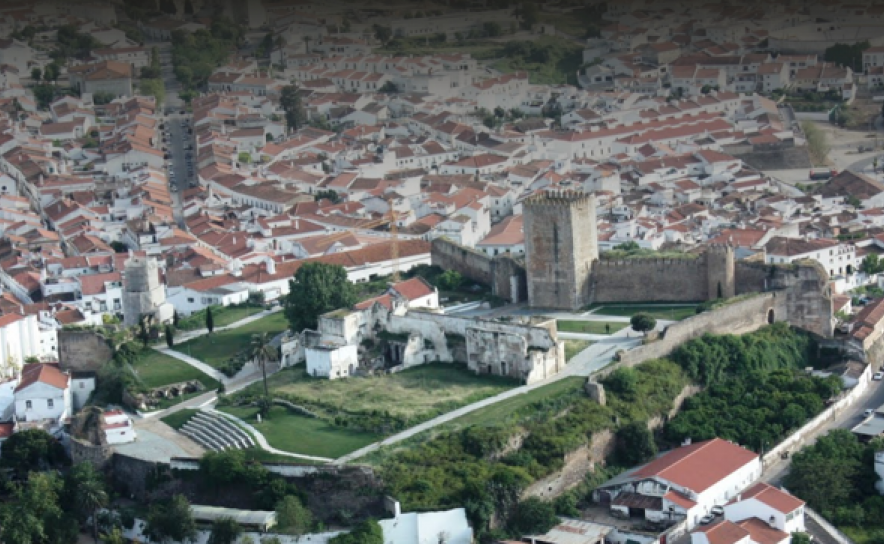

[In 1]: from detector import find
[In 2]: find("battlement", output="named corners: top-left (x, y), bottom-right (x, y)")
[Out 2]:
top-left (524, 188), bottom-right (594, 207)
top-left (594, 257), bottom-right (706, 268)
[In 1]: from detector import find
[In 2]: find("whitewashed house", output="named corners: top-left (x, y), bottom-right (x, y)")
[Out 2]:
top-left (14, 363), bottom-right (72, 427)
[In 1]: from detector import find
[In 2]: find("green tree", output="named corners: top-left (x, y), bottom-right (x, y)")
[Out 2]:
top-left (30, 67), bottom-right (41, 81)
top-left (71, 463), bottom-right (108, 543)
top-left (802, 120), bottom-right (829, 165)
top-left (791, 533), bottom-right (812, 544)
top-left (0, 429), bottom-right (67, 477)
top-left (616, 421), bottom-right (658, 466)
top-left (276, 496), bottom-right (312, 535)
top-left (207, 518), bottom-right (242, 544)
top-left (200, 449), bottom-right (246, 488)
top-left (824, 41), bottom-right (870, 72)
top-left (144, 495), bottom-right (198, 544)
top-left (603, 367), bottom-right (638, 398)
top-left (279, 84), bottom-right (304, 133)
top-left (165, 324), bottom-right (175, 348)
top-left (0, 472), bottom-right (66, 544)
top-left (862, 254), bottom-right (884, 274)
top-left (314, 189), bottom-right (342, 204)
top-left (140, 78), bottom-right (165, 106)
top-left (206, 306), bottom-right (214, 333)
top-left (519, 2), bottom-right (540, 29)
top-left (43, 62), bottom-right (60, 84)
top-left (284, 262), bottom-right (357, 331)
top-left (784, 429), bottom-right (866, 513)
top-left (510, 498), bottom-right (559, 536)
top-left (250, 332), bottom-right (278, 398)
top-left (102, 527), bottom-right (126, 544)
top-left (329, 519), bottom-right (383, 544)
top-left (630, 313), bottom-right (657, 335)
top-left (438, 270), bottom-right (463, 290)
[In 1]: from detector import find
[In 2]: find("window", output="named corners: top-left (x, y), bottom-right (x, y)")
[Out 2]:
top-left (187, 297), bottom-right (194, 303)
top-left (47, 399), bottom-right (54, 408)
top-left (25, 400), bottom-right (32, 409)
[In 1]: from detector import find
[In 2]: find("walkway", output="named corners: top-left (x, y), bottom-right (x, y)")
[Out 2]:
top-left (211, 409), bottom-right (334, 463)
top-left (332, 334), bottom-right (639, 465)
top-left (155, 347), bottom-right (227, 383)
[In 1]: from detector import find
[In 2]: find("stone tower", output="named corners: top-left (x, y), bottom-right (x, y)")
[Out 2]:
top-left (524, 189), bottom-right (599, 310)
top-left (706, 244), bottom-right (736, 300)
top-left (122, 254), bottom-right (173, 327)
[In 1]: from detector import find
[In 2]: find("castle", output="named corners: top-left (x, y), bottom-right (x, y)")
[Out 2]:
top-left (121, 254), bottom-right (174, 328)
top-left (523, 189), bottom-right (736, 310)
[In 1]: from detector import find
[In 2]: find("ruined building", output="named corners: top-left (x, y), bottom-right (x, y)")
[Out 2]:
top-left (121, 254), bottom-right (174, 327)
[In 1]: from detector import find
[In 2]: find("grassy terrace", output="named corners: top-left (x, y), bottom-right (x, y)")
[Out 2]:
top-left (237, 363), bottom-right (518, 420)
top-left (219, 405), bottom-right (380, 459)
top-left (172, 312), bottom-right (289, 368)
top-left (557, 320), bottom-right (629, 334)
top-left (130, 350), bottom-right (221, 409)
top-left (590, 304), bottom-right (699, 321)
top-left (176, 304), bottom-right (266, 331)
top-left (563, 340), bottom-right (592, 361)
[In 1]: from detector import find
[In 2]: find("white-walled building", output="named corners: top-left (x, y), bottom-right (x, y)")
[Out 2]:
top-left (14, 363), bottom-right (72, 427)
top-left (0, 313), bottom-right (57, 379)
top-left (594, 438), bottom-right (762, 530)
top-left (305, 343), bottom-right (358, 379)
top-left (723, 482), bottom-right (805, 534)
top-left (101, 409), bottom-right (137, 445)
top-left (764, 237), bottom-right (858, 278)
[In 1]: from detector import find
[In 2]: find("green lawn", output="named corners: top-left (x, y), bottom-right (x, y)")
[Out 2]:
top-left (557, 320), bottom-right (628, 335)
top-left (244, 364), bottom-right (518, 420)
top-left (219, 405), bottom-right (380, 458)
top-left (447, 376), bottom-right (585, 429)
top-left (563, 340), bottom-right (592, 361)
top-left (176, 305), bottom-right (265, 331)
top-left (590, 304), bottom-right (698, 321)
top-left (173, 313), bottom-right (289, 368)
top-left (161, 409), bottom-right (198, 430)
top-left (131, 350), bottom-right (221, 390)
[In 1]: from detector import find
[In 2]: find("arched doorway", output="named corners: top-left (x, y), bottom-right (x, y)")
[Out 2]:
top-left (767, 309), bottom-right (775, 325)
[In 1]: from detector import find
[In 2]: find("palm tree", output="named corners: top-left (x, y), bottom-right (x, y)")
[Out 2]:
top-left (76, 472), bottom-right (108, 543)
top-left (249, 332), bottom-right (278, 398)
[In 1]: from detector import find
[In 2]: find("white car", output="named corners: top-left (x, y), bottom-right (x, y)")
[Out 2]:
top-left (874, 371), bottom-right (884, 381)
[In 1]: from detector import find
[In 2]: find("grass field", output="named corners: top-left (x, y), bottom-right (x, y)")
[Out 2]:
top-left (161, 408), bottom-right (198, 430)
top-left (132, 350), bottom-right (221, 390)
top-left (563, 340), bottom-right (591, 361)
top-left (590, 304), bottom-right (698, 321)
top-left (175, 305), bottom-right (265, 331)
top-left (173, 312), bottom-right (289, 368)
top-left (557, 320), bottom-right (629, 335)
top-left (219, 405), bottom-right (380, 458)
top-left (244, 364), bottom-right (518, 420)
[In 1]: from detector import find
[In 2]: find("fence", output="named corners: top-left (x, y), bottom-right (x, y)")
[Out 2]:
top-left (804, 505), bottom-right (857, 544)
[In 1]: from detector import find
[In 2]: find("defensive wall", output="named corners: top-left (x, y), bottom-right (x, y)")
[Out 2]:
top-left (430, 238), bottom-right (526, 303)
top-left (590, 245), bottom-right (735, 303)
top-left (58, 330), bottom-right (114, 373)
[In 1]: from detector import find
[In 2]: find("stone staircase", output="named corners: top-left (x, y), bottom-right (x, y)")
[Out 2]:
top-left (180, 410), bottom-right (255, 451)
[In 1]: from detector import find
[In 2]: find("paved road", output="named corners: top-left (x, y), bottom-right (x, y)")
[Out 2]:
top-left (153, 40), bottom-right (189, 226)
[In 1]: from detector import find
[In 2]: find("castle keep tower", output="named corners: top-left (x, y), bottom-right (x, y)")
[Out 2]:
top-left (524, 190), bottom-right (599, 310)
top-left (122, 254), bottom-right (174, 327)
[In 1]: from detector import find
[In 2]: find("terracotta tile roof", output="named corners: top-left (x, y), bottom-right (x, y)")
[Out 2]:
top-left (735, 482), bottom-right (804, 514)
top-left (737, 518), bottom-right (789, 544)
top-left (694, 520), bottom-right (750, 544)
top-left (0, 422), bottom-right (13, 438)
top-left (631, 438), bottom-right (757, 493)
top-left (390, 277), bottom-right (435, 301)
top-left (15, 363), bottom-right (69, 392)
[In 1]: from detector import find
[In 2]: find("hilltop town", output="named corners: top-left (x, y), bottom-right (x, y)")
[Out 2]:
top-left (2, 0), bottom-right (884, 544)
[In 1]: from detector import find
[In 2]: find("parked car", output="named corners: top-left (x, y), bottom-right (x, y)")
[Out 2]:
top-left (875, 371), bottom-right (884, 381)
top-left (711, 506), bottom-right (724, 516)
top-left (700, 514), bottom-right (716, 525)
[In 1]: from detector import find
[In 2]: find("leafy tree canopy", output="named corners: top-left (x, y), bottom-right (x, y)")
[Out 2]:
top-left (284, 262), bottom-right (357, 331)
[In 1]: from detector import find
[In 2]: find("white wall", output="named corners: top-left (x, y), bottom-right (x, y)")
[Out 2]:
top-left (305, 345), bottom-right (358, 379)
top-left (692, 459), bottom-right (763, 528)
top-left (15, 382), bottom-right (69, 423)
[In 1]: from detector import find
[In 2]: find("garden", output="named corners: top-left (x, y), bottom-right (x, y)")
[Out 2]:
top-left (556, 320), bottom-right (628, 334)
top-left (172, 312), bottom-right (289, 376)
top-left (588, 304), bottom-right (699, 321)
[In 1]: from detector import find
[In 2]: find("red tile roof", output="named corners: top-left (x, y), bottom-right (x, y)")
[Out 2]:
top-left (631, 438), bottom-right (758, 493)
top-left (694, 520), bottom-right (750, 544)
top-left (735, 482), bottom-right (804, 514)
top-left (737, 518), bottom-right (789, 544)
top-left (391, 277), bottom-right (435, 301)
top-left (15, 363), bottom-right (70, 392)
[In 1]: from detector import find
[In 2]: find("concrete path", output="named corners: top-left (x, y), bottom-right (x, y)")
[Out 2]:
top-left (332, 335), bottom-right (639, 465)
top-left (154, 347), bottom-right (228, 383)
top-left (210, 409), bottom-right (335, 463)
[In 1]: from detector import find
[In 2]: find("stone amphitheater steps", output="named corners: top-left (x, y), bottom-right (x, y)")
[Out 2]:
top-left (177, 410), bottom-right (255, 452)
